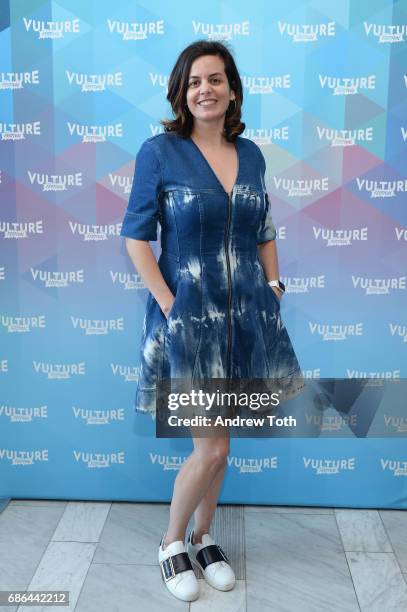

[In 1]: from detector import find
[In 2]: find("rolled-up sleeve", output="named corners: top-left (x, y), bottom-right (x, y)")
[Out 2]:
top-left (257, 148), bottom-right (277, 244)
top-left (120, 139), bottom-right (162, 241)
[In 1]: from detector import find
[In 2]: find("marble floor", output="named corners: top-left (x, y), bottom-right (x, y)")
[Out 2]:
top-left (1, 499), bottom-right (407, 612)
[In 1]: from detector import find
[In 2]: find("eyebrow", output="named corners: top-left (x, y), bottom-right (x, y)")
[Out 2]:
top-left (188, 72), bottom-right (223, 80)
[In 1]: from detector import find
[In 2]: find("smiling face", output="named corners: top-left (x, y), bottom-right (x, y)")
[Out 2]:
top-left (186, 54), bottom-right (235, 129)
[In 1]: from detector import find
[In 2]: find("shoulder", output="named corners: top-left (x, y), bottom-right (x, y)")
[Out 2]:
top-left (140, 132), bottom-right (186, 158)
top-left (237, 135), bottom-right (263, 156)
top-left (136, 134), bottom-right (177, 164)
top-left (236, 136), bottom-right (265, 169)
top-left (144, 131), bottom-right (184, 148)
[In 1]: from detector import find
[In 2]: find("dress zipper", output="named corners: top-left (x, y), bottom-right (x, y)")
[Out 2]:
top-left (225, 190), bottom-right (233, 378)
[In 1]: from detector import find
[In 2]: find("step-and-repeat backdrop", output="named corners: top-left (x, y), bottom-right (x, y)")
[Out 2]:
top-left (1, 1), bottom-right (406, 508)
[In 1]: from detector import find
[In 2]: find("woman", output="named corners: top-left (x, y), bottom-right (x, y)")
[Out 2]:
top-left (120, 40), bottom-right (304, 602)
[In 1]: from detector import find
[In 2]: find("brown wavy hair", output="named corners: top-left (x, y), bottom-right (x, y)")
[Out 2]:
top-left (160, 40), bottom-right (245, 143)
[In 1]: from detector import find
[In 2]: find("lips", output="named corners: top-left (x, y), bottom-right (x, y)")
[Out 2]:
top-left (198, 99), bottom-right (217, 106)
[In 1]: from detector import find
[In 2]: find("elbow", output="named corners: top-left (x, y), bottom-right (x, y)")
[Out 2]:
top-left (125, 237), bottom-right (150, 257)
top-left (125, 236), bottom-right (145, 248)
top-left (125, 238), bottom-right (133, 255)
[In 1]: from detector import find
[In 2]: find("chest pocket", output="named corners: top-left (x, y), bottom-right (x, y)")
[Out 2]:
top-left (163, 189), bottom-right (201, 221)
top-left (236, 189), bottom-right (265, 229)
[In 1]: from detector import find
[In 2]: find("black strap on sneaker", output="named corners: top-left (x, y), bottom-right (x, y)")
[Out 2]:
top-left (160, 552), bottom-right (193, 582)
top-left (196, 544), bottom-right (229, 569)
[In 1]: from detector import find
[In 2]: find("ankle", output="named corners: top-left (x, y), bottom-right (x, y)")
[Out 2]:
top-left (162, 532), bottom-right (184, 550)
top-left (192, 530), bottom-right (208, 545)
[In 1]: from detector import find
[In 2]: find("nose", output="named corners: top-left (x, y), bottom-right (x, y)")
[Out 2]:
top-left (199, 80), bottom-right (213, 95)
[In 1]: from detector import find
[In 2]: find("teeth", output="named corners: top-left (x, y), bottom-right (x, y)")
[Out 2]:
top-left (199, 100), bottom-right (216, 105)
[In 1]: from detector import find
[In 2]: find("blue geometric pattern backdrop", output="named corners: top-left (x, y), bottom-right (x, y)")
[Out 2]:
top-left (0, 0), bottom-right (406, 507)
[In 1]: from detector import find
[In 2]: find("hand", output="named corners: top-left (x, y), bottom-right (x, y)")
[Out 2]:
top-left (162, 296), bottom-right (175, 320)
top-left (271, 286), bottom-right (283, 301)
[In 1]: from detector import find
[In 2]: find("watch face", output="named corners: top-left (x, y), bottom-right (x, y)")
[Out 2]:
top-left (278, 280), bottom-right (286, 292)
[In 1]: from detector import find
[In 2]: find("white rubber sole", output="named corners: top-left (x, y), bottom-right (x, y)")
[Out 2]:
top-left (159, 568), bottom-right (200, 601)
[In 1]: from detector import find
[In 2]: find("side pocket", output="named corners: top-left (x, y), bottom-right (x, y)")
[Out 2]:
top-left (165, 264), bottom-right (181, 326)
top-left (254, 257), bottom-right (281, 311)
top-left (165, 290), bottom-right (179, 324)
top-left (266, 283), bottom-right (281, 309)
top-left (158, 252), bottom-right (180, 325)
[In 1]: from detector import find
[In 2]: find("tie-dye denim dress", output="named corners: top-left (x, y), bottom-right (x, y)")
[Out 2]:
top-left (120, 132), bottom-right (305, 418)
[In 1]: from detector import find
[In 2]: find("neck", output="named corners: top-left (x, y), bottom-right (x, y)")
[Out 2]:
top-left (191, 119), bottom-right (227, 147)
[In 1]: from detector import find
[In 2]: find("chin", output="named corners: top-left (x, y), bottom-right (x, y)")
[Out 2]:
top-left (194, 107), bottom-right (227, 118)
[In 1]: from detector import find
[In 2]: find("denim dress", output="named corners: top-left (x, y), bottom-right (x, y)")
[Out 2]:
top-left (120, 133), bottom-right (305, 418)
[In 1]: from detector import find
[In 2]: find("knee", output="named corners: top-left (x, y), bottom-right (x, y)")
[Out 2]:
top-left (197, 440), bottom-right (229, 470)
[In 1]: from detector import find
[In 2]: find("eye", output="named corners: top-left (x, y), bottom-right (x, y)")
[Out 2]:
top-left (188, 77), bottom-right (222, 87)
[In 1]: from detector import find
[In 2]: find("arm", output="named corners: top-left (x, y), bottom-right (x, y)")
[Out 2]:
top-left (257, 240), bottom-right (283, 300)
top-left (125, 238), bottom-right (174, 318)
top-left (121, 140), bottom-right (174, 318)
top-left (256, 146), bottom-right (282, 299)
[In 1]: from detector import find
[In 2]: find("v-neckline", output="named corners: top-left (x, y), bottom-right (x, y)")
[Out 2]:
top-left (189, 136), bottom-right (240, 195)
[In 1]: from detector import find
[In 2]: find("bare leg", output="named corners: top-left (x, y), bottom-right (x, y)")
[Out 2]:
top-left (162, 425), bottom-right (230, 549)
top-left (192, 459), bottom-right (227, 543)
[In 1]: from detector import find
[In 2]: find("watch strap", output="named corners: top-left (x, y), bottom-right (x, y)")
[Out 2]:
top-left (267, 279), bottom-right (285, 292)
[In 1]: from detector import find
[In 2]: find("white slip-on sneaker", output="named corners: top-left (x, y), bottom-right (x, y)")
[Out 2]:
top-left (186, 529), bottom-right (236, 591)
top-left (158, 532), bottom-right (200, 601)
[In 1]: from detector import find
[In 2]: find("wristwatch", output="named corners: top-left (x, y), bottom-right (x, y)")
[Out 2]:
top-left (267, 279), bottom-right (285, 293)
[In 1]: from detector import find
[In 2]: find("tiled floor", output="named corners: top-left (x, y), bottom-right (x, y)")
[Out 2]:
top-left (1, 499), bottom-right (407, 611)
